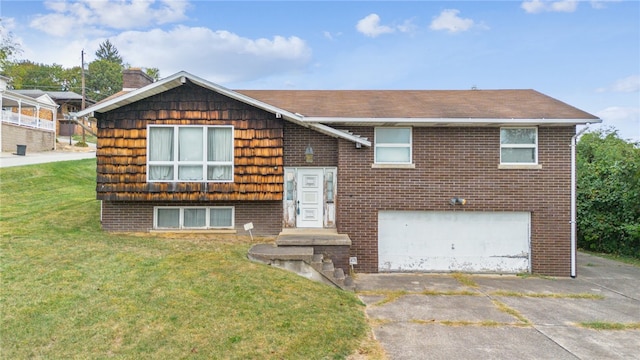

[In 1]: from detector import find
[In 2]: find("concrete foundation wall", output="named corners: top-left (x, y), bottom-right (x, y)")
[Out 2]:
top-left (1, 122), bottom-right (56, 152)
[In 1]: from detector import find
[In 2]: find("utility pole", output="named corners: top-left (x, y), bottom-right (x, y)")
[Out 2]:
top-left (81, 49), bottom-right (86, 144)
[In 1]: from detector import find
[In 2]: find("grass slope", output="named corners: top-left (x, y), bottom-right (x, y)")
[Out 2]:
top-left (0, 159), bottom-right (368, 359)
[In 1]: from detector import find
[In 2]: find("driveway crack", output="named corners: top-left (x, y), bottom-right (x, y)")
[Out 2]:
top-left (579, 278), bottom-right (640, 302)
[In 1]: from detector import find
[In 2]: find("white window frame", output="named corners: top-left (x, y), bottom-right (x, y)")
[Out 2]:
top-left (153, 206), bottom-right (235, 230)
top-left (147, 125), bottom-right (234, 183)
top-left (374, 127), bottom-right (413, 165)
top-left (500, 127), bottom-right (538, 165)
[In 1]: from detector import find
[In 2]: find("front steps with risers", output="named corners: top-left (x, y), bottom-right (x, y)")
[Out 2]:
top-left (248, 243), bottom-right (355, 291)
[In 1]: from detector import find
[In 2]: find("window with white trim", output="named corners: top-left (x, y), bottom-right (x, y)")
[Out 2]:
top-left (147, 125), bottom-right (234, 182)
top-left (374, 127), bottom-right (412, 164)
top-left (500, 127), bottom-right (538, 164)
top-left (154, 206), bottom-right (234, 229)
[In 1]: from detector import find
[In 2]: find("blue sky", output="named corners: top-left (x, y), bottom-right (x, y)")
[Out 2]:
top-left (1, 0), bottom-right (638, 140)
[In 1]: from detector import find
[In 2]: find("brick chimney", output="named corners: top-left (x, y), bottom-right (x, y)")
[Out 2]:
top-left (122, 68), bottom-right (154, 91)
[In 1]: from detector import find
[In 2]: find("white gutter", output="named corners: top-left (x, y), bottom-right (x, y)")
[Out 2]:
top-left (570, 124), bottom-right (590, 278)
top-left (303, 117), bottom-right (601, 126)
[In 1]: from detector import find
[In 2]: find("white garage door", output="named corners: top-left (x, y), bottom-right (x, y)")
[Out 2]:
top-left (378, 211), bottom-right (530, 273)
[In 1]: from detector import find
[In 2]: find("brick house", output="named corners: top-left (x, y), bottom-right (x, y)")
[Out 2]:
top-left (76, 70), bottom-right (600, 277)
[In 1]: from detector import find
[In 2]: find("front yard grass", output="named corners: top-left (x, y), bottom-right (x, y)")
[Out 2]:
top-left (0, 159), bottom-right (369, 359)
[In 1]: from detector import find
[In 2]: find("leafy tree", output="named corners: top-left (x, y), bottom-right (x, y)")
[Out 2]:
top-left (145, 67), bottom-right (161, 81)
top-left (0, 19), bottom-right (21, 71)
top-left (2, 61), bottom-right (72, 91)
top-left (61, 66), bottom-right (83, 93)
top-left (1, 38), bottom-right (156, 101)
top-left (577, 129), bottom-right (640, 257)
top-left (95, 39), bottom-right (123, 65)
top-left (86, 59), bottom-right (122, 101)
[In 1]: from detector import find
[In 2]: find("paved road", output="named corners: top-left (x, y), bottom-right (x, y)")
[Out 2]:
top-left (356, 252), bottom-right (640, 359)
top-left (0, 149), bottom-right (95, 168)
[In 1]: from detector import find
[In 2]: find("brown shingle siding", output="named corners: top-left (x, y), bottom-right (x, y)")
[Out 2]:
top-left (96, 82), bottom-right (284, 201)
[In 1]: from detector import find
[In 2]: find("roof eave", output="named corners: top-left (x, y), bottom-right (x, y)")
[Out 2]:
top-left (1, 91), bottom-right (59, 110)
top-left (75, 72), bottom-right (190, 118)
top-left (73, 71), bottom-right (369, 145)
top-left (303, 117), bottom-right (602, 126)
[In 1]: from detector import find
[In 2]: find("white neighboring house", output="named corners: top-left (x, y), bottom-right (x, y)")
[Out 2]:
top-left (0, 76), bottom-right (58, 152)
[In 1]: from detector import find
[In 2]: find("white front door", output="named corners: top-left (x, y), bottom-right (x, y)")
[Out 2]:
top-left (296, 168), bottom-right (324, 228)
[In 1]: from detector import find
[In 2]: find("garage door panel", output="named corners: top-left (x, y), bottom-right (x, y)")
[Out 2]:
top-left (378, 211), bottom-right (530, 273)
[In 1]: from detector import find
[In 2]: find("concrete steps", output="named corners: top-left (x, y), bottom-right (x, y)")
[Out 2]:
top-left (248, 243), bottom-right (355, 291)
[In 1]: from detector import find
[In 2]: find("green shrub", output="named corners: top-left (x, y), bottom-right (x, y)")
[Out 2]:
top-left (577, 129), bottom-right (640, 257)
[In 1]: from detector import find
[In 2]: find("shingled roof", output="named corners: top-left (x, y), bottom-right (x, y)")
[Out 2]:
top-left (236, 89), bottom-right (599, 120)
top-left (76, 71), bottom-right (599, 144)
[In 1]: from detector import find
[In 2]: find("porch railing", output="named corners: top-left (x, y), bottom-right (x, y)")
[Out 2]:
top-left (1, 110), bottom-right (55, 131)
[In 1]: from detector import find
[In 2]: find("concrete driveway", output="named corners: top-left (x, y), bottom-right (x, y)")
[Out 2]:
top-left (356, 252), bottom-right (640, 359)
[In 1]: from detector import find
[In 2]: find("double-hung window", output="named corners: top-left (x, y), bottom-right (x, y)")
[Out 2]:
top-left (500, 127), bottom-right (538, 164)
top-left (154, 206), bottom-right (235, 229)
top-left (374, 127), bottom-right (412, 164)
top-left (148, 125), bottom-right (234, 182)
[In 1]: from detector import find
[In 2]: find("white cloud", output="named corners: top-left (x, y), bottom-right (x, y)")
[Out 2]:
top-left (521, 0), bottom-right (547, 13)
top-left (0, 18), bottom-right (23, 59)
top-left (597, 106), bottom-right (640, 122)
top-left (595, 106), bottom-right (640, 141)
top-left (323, 31), bottom-right (343, 41)
top-left (29, 0), bottom-right (189, 36)
top-left (14, 1), bottom-right (311, 84)
top-left (397, 19), bottom-right (418, 34)
top-left (354, 14), bottom-right (416, 38)
top-left (521, 0), bottom-right (579, 14)
top-left (590, 0), bottom-right (622, 9)
top-left (597, 75), bottom-right (640, 93)
top-left (356, 13), bottom-right (395, 38)
top-left (113, 26), bottom-right (312, 83)
top-left (550, 0), bottom-right (578, 12)
top-left (1, 17), bottom-right (17, 32)
top-left (429, 9), bottom-right (475, 33)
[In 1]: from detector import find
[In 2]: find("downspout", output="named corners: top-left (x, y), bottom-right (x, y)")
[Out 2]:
top-left (570, 124), bottom-right (590, 278)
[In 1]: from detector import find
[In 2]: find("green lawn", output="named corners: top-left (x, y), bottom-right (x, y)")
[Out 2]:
top-left (0, 159), bottom-right (369, 359)
top-left (71, 133), bottom-right (98, 144)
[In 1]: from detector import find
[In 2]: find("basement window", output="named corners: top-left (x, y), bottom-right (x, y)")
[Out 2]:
top-left (154, 206), bottom-right (234, 230)
top-left (147, 125), bottom-right (234, 182)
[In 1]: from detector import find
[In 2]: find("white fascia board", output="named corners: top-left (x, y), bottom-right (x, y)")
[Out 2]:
top-left (309, 123), bottom-right (372, 147)
top-left (1, 91), bottom-right (58, 111)
top-left (186, 74), bottom-right (305, 122)
top-left (75, 73), bottom-right (187, 118)
top-left (303, 117), bottom-right (602, 125)
top-left (74, 71), bottom-right (304, 122)
top-left (35, 94), bottom-right (59, 108)
top-left (72, 71), bottom-right (368, 146)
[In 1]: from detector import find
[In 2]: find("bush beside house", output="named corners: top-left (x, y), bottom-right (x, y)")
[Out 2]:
top-left (577, 129), bottom-right (640, 257)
